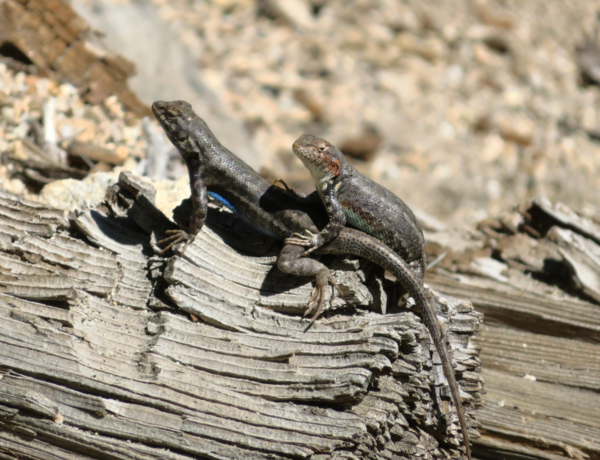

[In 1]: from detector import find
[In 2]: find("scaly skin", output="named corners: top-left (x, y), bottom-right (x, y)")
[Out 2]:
top-left (152, 101), bottom-right (470, 458)
top-left (287, 133), bottom-right (470, 459)
top-left (287, 134), bottom-right (426, 279)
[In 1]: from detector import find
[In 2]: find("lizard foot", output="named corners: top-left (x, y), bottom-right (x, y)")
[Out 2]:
top-left (284, 230), bottom-right (322, 255)
top-left (304, 285), bottom-right (325, 323)
top-left (303, 273), bottom-right (344, 323)
top-left (158, 230), bottom-right (195, 255)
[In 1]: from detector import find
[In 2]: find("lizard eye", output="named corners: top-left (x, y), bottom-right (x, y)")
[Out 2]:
top-left (165, 109), bottom-right (178, 120)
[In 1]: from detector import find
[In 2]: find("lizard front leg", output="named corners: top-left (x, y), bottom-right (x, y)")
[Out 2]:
top-left (159, 157), bottom-right (208, 255)
top-left (285, 180), bottom-right (345, 255)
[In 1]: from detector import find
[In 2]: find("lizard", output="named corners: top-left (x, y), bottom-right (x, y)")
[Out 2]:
top-left (285, 133), bottom-right (426, 279)
top-left (152, 100), bottom-right (471, 459)
top-left (285, 133), bottom-right (470, 460)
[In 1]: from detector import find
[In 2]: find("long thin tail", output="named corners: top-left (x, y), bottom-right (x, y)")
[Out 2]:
top-left (329, 231), bottom-right (471, 459)
top-left (390, 258), bottom-right (471, 459)
top-left (436, 319), bottom-right (471, 460)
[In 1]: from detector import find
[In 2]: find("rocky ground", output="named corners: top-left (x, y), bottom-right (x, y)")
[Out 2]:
top-left (4, 0), bottom-right (600, 226)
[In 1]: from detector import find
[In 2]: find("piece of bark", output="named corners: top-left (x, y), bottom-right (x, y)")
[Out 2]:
top-left (0, 0), bottom-right (149, 116)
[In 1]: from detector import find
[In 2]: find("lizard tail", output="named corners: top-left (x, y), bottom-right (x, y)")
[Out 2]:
top-left (329, 232), bottom-right (471, 459)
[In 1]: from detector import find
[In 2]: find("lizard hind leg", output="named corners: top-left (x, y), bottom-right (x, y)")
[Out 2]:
top-left (158, 229), bottom-right (195, 255)
top-left (277, 244), bottom-right (337, 322)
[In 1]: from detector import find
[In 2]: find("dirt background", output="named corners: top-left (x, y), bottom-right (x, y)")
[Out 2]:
top-left (6, 0), bottom-right (600, 226)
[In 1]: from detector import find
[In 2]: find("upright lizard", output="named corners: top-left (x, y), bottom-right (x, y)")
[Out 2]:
top-left (286, 134), bottom-right (426, 278)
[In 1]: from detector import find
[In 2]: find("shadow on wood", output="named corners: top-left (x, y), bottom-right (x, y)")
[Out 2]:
top-left (0, 173), bottom-right (481, 459)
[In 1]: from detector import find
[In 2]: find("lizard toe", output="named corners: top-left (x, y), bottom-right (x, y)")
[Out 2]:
top-left (304, 287), bottom-right (319, 317)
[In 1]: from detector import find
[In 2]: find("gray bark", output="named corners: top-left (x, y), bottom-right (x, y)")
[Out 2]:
top-left (3, 173), bottom-right (600, 459)
top-left (0, 174), bottom-right (481, 460)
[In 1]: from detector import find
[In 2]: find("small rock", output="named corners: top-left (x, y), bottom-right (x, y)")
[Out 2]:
top-left (497, 116), bottom-right (535, 146)
top-left (339, 126), bottom-right (384, 161)
top-left (268, 0), bottom-right (314, 29)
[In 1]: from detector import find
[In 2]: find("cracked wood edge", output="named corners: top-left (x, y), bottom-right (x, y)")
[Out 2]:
top-left (0, 176), bottom-right (481, 460)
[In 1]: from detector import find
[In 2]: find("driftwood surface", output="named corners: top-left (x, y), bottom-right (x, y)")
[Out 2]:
top-left (0, 172), bottom-right (598, 460)
top-left (0, 172), bottom-right (482, 460)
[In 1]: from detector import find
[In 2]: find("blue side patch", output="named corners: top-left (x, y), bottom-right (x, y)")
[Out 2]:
top-left (208, 191), bottom-right (237, 214)
top-left (208, 191), bottom-right (278, 238)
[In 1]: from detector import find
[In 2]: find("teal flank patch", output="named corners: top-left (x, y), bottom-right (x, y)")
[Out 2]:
top-left (344, 208), bottom-right (387, 243)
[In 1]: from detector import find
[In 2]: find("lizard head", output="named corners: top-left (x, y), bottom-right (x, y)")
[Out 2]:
top-left (152, 100), bottom-right (196, 146)
top-left (292, 134), bottom-right (344, 181)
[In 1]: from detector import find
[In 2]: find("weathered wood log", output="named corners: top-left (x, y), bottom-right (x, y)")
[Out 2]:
top-left (426, 198), bottom-right (600, 460)
top-left (3, 170), bottom-right (600, 459)
top-left (0, 174), bottom-right (482, 459)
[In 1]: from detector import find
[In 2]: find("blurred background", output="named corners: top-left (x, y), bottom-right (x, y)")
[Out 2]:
top-left (3, 0), bottom-right (600, 225)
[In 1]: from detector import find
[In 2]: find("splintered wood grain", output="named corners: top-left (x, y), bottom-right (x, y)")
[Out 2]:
top-left (548, 226), bottom-right (600, 303)
top-left (0, 203), bottom-right (151, 308)
top-left (0, 178), bottom-right (480, 460)
top-left (533, 195), bottom-right (600, 244)
top-left (73, 212), bottom-right (152, 309)
top-left (0, 284), bottom-right (400, 456)
top-left (480, 369), bottom-right (600, 456)
top-left (478, 324), bottom-right (600, 392)
top-left (0, 292), bottom-right (372, 458)
top-left (0, 190), bottom-right (68, 248)
top-left (428, 271), bottom-right (600, 342)
top-left (9, 234), bottom-right (118, 296)
top-left (0, 430), bottom-right (100, 460)
top-left (426, 195), bottom-right (600, 458)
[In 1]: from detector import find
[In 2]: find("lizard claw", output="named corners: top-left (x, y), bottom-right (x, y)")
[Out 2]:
top-left (158, 230), bottom-right (195, 255)
top-left (328, 273), bottom-right (344, 298)
top-left (273, 178), bottom-right (291, 191)
top-left (304, 273), bottom-right (344, 323)
top-left (284, 237), bottom-right (310, 247)
top-left (285, 230), bottom-right (314, 247)
top-left (285, 230), bottom-right (322, 254)
top-left (305, 285), bottom-right (325, 323)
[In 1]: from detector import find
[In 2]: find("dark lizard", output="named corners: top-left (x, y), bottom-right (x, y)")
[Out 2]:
top-left (152, 100), bottom-right (471, 459)
top-left (286, 133), bottom-right (470, 460)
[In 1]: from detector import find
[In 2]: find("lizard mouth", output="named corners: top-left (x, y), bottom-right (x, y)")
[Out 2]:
top-left (151, 101), bottom-right (167, 117)
top-left (293, 144), bottom-right (318, 165)
top-left (298, 145), bottom-right (326, 166)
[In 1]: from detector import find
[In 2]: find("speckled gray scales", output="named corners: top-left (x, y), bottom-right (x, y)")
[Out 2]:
top-left (338, 171), bottom-right (426, 277)
top-left (289, 133), bottom-right (470, 459)
top-left (288, 133), bottom-right (426, 280)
